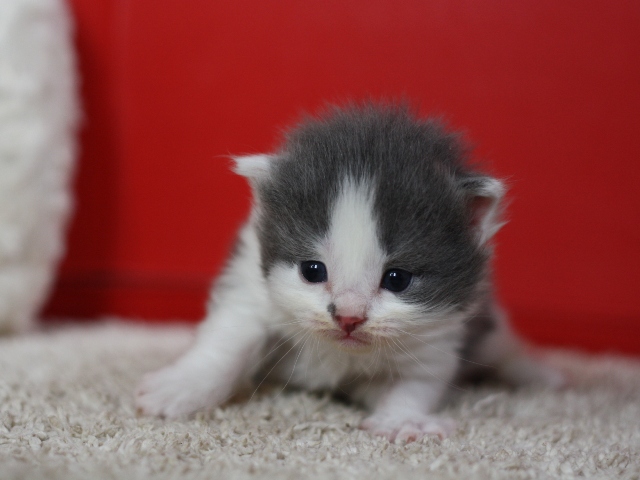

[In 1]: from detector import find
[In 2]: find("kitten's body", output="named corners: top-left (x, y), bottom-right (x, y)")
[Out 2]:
top-left (136, 105), bottom-right (562, 443)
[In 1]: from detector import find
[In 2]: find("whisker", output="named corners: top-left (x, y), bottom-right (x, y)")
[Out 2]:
top-left (339, 341), bottom-right (383, 387)
top-left (389, 341), bottom-right (404, 383)
top-left (250, 330), bottom-right (310, 401)
top-left (384, 340), bottom-right (396, 384)
top-left (396, 327), bottom-right (491, 368)
top-left (357, 340), bottom-right (383, 398)
top-left (275, 332), bottom-right (312, 399)
top-left (263, 320), bottom-right (306, 329)
top-left (391, 337), bottom-right (467, 392)
top-left (254, 329), bottom-right (307, 369)
top-left (303, 336), bottom-right (319, 382)
top-left (394, 324), bottom-right (457, 337)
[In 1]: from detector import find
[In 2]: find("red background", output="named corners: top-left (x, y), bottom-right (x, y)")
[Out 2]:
top-left (44, 0), bottom-right (640, 354)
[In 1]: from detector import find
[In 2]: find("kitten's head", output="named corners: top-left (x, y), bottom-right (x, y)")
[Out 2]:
top-left (234, 105), bottom-right (504, 351)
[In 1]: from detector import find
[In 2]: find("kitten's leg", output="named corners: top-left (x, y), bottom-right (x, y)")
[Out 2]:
top-left (136, 221), bottom-right (270, 418)
top-left (359, 379), bottom-right (456, 443)
top-left (135, 311), bottom-right (267, 418)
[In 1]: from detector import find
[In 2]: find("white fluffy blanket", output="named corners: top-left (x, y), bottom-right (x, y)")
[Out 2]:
top-left (0, 322), bottom-right (638, 479)
top-left (0, 0), bottom-right (78, 333)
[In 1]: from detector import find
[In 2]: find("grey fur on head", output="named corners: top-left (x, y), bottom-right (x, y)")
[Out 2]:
top-left (253, 103), bottom-right (504, 312)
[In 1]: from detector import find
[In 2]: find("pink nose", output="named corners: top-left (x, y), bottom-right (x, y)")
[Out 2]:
top-left (336, 316), bottom-right (366, 334)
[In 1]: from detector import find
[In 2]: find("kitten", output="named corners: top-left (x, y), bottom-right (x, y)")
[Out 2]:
top-left (136, 104), bottom-right (563, 443)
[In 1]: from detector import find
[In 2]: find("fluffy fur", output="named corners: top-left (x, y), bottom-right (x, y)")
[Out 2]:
top-left (136, 104), bottom-right (563, 442)
top-left (0, 0), bottom-right (79, 333)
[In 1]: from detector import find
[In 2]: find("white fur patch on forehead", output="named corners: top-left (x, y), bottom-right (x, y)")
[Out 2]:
top-left (321, 178), bottom-right (387, 295)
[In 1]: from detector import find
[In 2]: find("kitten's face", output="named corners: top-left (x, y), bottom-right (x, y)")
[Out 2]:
top-left (237, 106), bottom-right (502, 351)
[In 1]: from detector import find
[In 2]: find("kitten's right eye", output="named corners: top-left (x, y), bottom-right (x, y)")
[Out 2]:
top-left (300, 261), bottom-right (328, 283)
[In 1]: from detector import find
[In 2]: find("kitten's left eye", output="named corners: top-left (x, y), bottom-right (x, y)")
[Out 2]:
top-left (300, 261), bottom-right (328, 283)
top-left (381, 269), bottom-right (413, 292)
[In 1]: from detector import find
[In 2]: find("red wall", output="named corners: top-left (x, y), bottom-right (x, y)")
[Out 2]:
top-left (45, 0), bottom-right (640, 354)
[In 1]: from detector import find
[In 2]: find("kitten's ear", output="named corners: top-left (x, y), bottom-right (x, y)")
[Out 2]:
top-left (458, 176), bottom-right (506, 245)
top-left (231, 154), bottom-right (277, 183)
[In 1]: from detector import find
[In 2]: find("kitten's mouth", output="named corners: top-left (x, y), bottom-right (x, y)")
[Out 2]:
top-left (338, 335), bottom-right (370, 348)
top-left (320, 329), bottom-right (373, 350)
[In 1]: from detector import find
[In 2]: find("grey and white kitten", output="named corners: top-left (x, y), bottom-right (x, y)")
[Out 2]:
top-left (136, 104), bottom-right (563, 443)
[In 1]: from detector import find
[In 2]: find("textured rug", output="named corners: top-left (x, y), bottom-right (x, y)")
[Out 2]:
top-left (0, 322), bottom-right (638, 480)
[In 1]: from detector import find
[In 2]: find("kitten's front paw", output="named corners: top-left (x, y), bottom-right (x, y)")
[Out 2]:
top-left (360, 412), bottom-right (456, 443)
top-left (135, 365), bottom-right (218, 419)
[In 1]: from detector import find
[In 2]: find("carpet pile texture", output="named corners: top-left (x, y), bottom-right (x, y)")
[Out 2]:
top-left (0, 322), bottom-right (638, 479)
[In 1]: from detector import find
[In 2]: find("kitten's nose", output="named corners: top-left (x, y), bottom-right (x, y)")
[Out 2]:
top-left (336, 316), bottom-right (366, 334)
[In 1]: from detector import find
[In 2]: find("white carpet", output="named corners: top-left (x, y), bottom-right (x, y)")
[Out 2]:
top-left (0, 322), bottom-right (638, 479)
